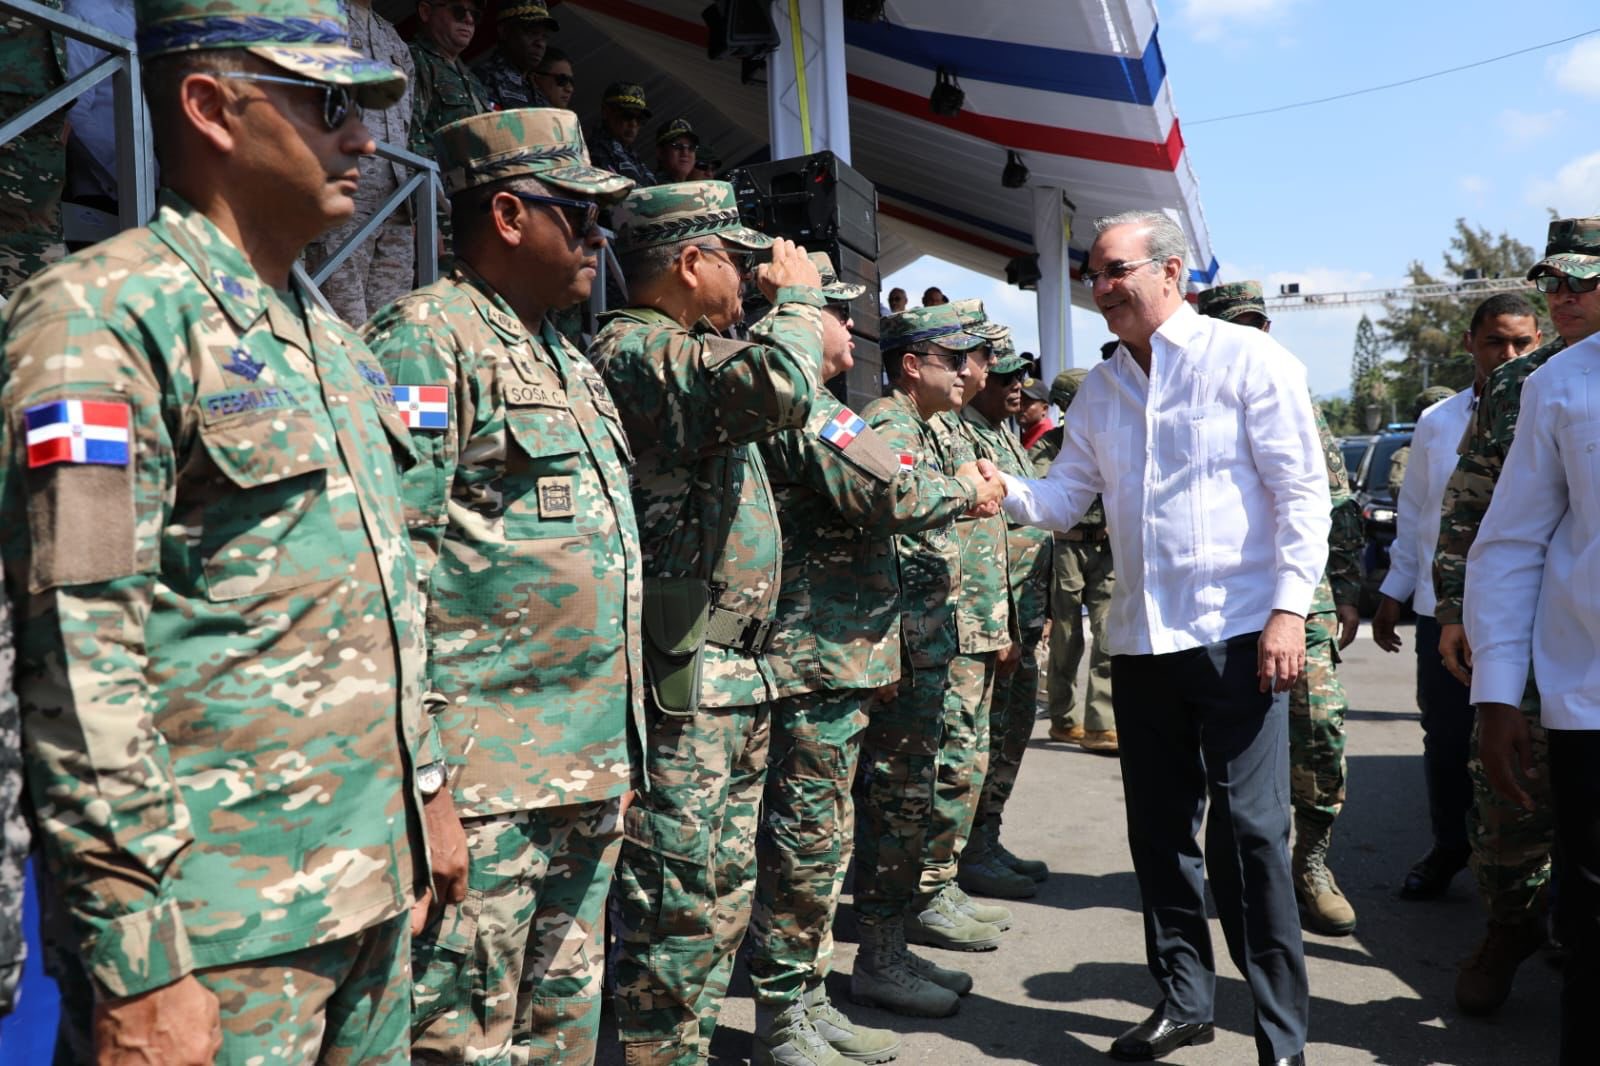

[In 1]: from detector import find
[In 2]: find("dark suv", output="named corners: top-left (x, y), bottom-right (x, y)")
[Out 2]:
top-left (1350, 425), bottom-right (1414, 614)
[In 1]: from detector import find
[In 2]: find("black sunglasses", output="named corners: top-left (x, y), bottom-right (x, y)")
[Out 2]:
top-left (486, 190), bottom-right (601, 234)
top-left (689, 243), bottom-right (754, 273)
top-left (914, 349), bottom-right (968, 372)
top-left (1533, 273), bottom-right (1600, 294)
top-left (208, 71), bottom-right (353, 131)
top-left (540, 72), bottom-right (576, 88)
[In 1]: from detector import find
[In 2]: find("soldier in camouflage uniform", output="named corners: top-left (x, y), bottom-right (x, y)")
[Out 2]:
top-left (0, 2), bottom-right (441, 1059)
top-left (954, 327), bottom-right (1055, 901)
top-left (853, 305), bottom-right (1009, 1015)
top-left (302, 0), bottom-right (416, 326)
top-left (588, 182), bottom-right (825, 1066)
top-left (409, 0), bottom-right (490, 156)
top-left (589, 83), bottom-right (659, 188)
top-left (747, 255), bottom-right (1003, 1064)
top-left (1032, 368), bottom-right (1119, 752)
top-left (0, 0), bottom-right (66, 299)
top-left (362, 109), bottom-right (638, 1066)
top-left (0, 561), bottom-right (20, 1017)
top-left (1198, 280), bottom-right (1364, 936)
top-left (470, 0), bottom-right (558, 109)
top-left (1432, 217), bottom-right (1600, 1014)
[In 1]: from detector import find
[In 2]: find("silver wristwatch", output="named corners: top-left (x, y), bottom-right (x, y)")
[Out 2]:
top-left (416, 761), bottom-right (448, 799)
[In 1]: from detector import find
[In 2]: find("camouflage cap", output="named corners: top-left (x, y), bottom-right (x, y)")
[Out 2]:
top-left (1528, 216), bottom-right (1600, 280)
top-left (1051, 367), bottom-right (1089, 408)
top-left (1020, 377), bottom-right (1050, 403)
top-left (133, 0), bottom-right (407, 108)
top-left (880, 304), bottom-right (985, 353)
top-left (1196, 280), bottom-right (1266, 322)
top-left (950, 297), bottom-right (1010, 341)
top-left (807, 252), bottom-right (866, 302)
top-left (499, 0), bottom-right (558, 27)
top-left (1414, 385), bottom-right (1455, 418)
top-left (610, 181), bottom-right (771, 255)
top-left (603, 82), bottom-right (651, 116)
top-left (434, 108), bottom-right (633, 200)
top-left (991, 349), bottom-right (1027, 374)
top-left (656, 117), bottom-right (699, 147)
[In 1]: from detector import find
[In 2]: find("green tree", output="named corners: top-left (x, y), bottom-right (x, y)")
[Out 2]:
top-left (1349, 314), bottom-right (1388, 431)
top-left (1377, 219), bottom-right (1544, 406)
top-left (1319, 396), bottom-right (1362, 437)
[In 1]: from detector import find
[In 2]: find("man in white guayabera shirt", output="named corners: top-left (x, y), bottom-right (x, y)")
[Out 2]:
top-left (998, 211), bottom-right (1328, 1066)
top-left (1465, 325), bottom-right (1600, 1066)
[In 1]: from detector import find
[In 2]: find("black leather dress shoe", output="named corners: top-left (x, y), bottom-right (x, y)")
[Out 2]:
top-left (1263, 1054), bottom-right (1305, 1065)
top-left (1109, 1010), bottom-right (1215, 1061)
top-left (1400, 845), bottom-right (1470, 900)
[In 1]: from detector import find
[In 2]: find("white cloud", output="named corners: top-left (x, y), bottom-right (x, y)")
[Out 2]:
top-left (1459, 175), bottom-right (1488, 196)
top-left (1179, 0), bottom-right (1298, 41)
top-left (1526, 150), bottom-right (1600, 213)
top-left (1496, 107), bottom-right (1562, 144)
top-left (1549, 38), bottom-right (1600, 97)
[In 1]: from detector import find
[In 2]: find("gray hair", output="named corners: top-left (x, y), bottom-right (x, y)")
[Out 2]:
top-left (620, 237), bottom-right (697, 291)
top-left (1094, 209), bottom-right (1188, 274)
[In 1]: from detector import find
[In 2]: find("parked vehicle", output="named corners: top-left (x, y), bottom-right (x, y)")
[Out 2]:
top-left (1350, 425), bottom-right (1414, 615)
top-left (1338, 435), bottom-right (1374, 480)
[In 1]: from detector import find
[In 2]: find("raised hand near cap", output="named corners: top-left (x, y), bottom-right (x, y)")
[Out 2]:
top-left (755, 238), bottom-right (821, 302)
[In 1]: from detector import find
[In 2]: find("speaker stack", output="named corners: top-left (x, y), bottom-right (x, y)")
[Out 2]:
top-left (726, 151), bottom-right (881, 410)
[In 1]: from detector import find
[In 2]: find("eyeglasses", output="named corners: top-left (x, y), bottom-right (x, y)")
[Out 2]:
top-left (989, 369), bottom-right (1025, 385)
top-left (540, 72), bottom-right (576, 88)
top-left (1079, 257), bottom-right (1158, 289)
top-left (662, 140), bottom-right (697, 153)
top-left (689, 243), bottom-right (753, 274)
top-left (914, 349), bottom-right (968, 372)
top-left (488, 190), bottom-right (600, 234)
top-left (821, 303), bottom-right (851, 324)
top-left (440, 2), bottom-right (479, 21)
top-left (206, 71), bottom-right (353, 131)
top-left (1533, 272), bottom-right (1600, 294)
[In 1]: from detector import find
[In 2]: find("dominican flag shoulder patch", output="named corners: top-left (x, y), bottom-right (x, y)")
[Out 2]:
top-left (391, 385), bottom-right (449, 430)
top-left (25, 399), bottom-right (131, 468)
top-left (819, 407), bottom-right (866, 451)
top-left (897, 452), bottom-right (917, 473)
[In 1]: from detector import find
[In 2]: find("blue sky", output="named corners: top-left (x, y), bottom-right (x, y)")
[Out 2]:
top-left (884, 3), bottom-right (1600, 399)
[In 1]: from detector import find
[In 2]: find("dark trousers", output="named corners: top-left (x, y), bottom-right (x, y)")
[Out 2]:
top-left (1415, 614), bottom-right (1474, 852)
top-left (1548, 728), bottom-right (1600, 1066)
top-left (1112, 632), bottom-right (1309, 1062)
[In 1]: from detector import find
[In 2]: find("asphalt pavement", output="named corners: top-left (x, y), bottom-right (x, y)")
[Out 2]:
top-left (601, 620), bottom-right (1561, 1065)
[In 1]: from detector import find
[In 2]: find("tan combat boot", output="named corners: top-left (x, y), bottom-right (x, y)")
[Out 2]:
top-left (904, 886), bottom-right (1005, 950)
top-left (1455, 917), bottom-right (1545, 1015)
top-left (753, 999), bottom-right (848, 1066)
top-left (849, 920), bottom-right (962, 1017)
top-left (803, 983), bottom-right (901, 1063)
top-left (1293, 819), bottom-right (1357, 936)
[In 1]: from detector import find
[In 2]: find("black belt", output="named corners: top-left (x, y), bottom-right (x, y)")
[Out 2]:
top-left (1060, 527), bottom-right (1108, 543)
top-left (705, 605), bottom-right (776, 655)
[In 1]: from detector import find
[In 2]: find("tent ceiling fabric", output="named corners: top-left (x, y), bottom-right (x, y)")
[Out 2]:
top-left (558, 0), bottom-right (1216, 306)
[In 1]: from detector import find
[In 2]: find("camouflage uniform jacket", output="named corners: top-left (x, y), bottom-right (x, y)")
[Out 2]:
top-left (1028, 425), bottom-right (1106, 529)
top-left (861, 389), bottom-right (966, 669)
top-left (0, 559), bottom-right (21, 1014)
top-left (0, 193), bottom-right (431, 998)
top-left (961, 406), bottom-right (1052, 635)
top-left (944, 412), bottom-right (1014, 652)
top-left (588, 126), bottom-right (657, 187)
top-left (760, 395), bottom-right (980, 698)
top-left (470, 46), bottom-right (550, 110)
top-left (1314, 401), bottom-right (1363, 613)
top-left (1433, 338), bottom-right (1567, 625)
top-left (364, 266), bottom-right (643, 815)
top-left (409, 37), bottom-right (490, 156)
top-left (589, 292), bottom-right (825, 707)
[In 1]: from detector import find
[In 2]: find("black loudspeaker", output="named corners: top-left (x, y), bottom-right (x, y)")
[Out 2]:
top-left (702, 0), bottom-right (780, 61)
top-left (727, 151), bottom-right (879, 259)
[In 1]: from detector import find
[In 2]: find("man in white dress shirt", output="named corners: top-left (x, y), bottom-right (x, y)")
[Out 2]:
top-left (1372, 295), bottom-right (1542, 903)
top-left (1465, 325), bottom-right (1600, 1066)
top-left (999, 211), bottom-right (1328, 1066)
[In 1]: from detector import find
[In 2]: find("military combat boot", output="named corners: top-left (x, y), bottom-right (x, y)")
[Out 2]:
top-left (1292, 819), bottom-right (1357, 936)
top-left (957, 837), bottom-right (1037, 901)
top-left (849, 920), bottom-right (962, 1017)
top-left (901, 947), bottom-right (975, 996)
top-left (803, 983), bottom-right (901, 1063)
top-left (753, 999), bottom-right (849, 1066)
top-left (904, 885), bottom-right (1005, 949)
top-left (980, 820), bottom-right (1049, 883)
top-left (1455, 917), bottom-right (1545, 1015)
top-left (940, 882), bottom-right (1014, 931)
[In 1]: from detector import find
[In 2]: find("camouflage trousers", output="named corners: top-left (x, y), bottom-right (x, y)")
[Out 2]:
top-left (1047, 539), bottom-right (1115, 733)
top-left (303, 178), bottom-right (416, 328)
top-left (53, 910), bottom-right (413, 1064)
top-left (1468, 674), bottom-right (1553, 923)
top-left (1288, 612), bottom-right (1348, 830)
top-left (747, 687), bottom-right (871, 1007)
top-left (0, 125), bottom-right (65, 301)
top-left (412, 799), bottom-right (623, 1065)
top-left (979, 627), bottom-right (1045, 826)
top-left (611, 703), bottom-right (771, 1066)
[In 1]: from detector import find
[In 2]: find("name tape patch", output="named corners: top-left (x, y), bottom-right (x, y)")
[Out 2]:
top-left (202, 387), bottom-right (301, 421)
top-left (25, 399), bottom-right (131, 468)
top-left (819, 407), bottom-right (866, 451)
top-left (392, 385), bottom-right (449, 430)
